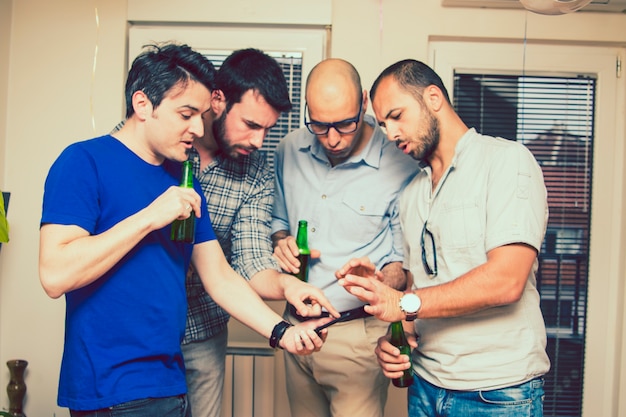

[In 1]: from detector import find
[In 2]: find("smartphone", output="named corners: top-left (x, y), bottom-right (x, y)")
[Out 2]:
top-left (314, 306), bottom-right (371, 337)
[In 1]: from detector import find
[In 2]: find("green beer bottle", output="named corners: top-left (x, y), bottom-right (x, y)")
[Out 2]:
top-left (389, 321), bottom-right (414, 388)
top-left (170, 160), bottom-right (195, 243)
top-left (294, 220), bottom-right (310, 282)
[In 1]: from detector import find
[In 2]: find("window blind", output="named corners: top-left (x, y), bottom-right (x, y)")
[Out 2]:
top-left (454, 73), bottom-right (595, 417)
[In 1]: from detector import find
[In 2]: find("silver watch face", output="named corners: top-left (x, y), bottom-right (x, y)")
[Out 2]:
top-left (401, 293), bottom-right (421, 313)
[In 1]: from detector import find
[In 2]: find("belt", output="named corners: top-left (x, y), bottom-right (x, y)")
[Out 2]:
top-left (288, 303), bottom-right (371, 323)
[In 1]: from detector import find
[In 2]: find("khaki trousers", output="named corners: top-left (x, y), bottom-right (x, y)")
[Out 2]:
top-left (284, 312), bottom-right (390, 417)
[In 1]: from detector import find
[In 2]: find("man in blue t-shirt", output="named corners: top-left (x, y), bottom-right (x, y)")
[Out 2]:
top-left (39, 42), bottom-right (330, 417)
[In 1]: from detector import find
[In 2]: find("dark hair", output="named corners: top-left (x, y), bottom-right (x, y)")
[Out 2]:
top-left (124, 42), bottom-right (216, 118)
top-left (370, 59), bottom-right (451, 105)
top-left (215, 48), bottom-right (291, 114)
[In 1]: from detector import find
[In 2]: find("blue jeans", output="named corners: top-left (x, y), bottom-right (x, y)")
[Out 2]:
top-left (69, 395), bottom-right (191, 417)
top-left (408, 375), bottom-right (545, 417)
top-left (181, 328), bottom-right (228, 417)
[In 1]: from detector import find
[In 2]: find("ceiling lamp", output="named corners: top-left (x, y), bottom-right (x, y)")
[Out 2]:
top-left (519, 0), bottom-right (593, 14)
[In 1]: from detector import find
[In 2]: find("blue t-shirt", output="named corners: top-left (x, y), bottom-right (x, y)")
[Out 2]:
top-left (41, 135), bottom-right (216, 410)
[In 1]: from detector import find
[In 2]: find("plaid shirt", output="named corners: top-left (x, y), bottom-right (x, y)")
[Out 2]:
top-left (183, 147), bottom-right (281, 344)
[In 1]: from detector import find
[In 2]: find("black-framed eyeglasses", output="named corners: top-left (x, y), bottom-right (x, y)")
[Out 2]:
top-left (304, 97), bottom-right (363, 135)
top-left (421, 223), bottom-right (438, 277)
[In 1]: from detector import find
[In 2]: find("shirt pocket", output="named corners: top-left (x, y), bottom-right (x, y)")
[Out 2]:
top-left (438, 199), bottom-right (483, 250)
top-left (341, 191), bottom-right (390, 238)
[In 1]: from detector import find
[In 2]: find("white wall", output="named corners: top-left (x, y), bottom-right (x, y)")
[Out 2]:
top-left (0, 0), bottom-right (624, 416)
top-left (0, 0), bottom-right (11, 188)
top-left (0, 1), bottom-right (128, 416)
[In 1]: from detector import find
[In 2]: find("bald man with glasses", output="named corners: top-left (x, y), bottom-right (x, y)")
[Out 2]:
top-left (271, 58), bottom-right (420, 417)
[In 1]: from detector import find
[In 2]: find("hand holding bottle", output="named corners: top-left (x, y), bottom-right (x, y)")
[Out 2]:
top-left (389, 321), bottom-right (414, 387)
top-left (138, 185), bottom-right (200, 231)
top-left (171, 160), bottom-right (196, 243)
top-left (293, 220), bottom-right (311, 281)
top-left (272, 224), bottom-right (321, 276)
top-left (374, 323), bottom-right (418, 385)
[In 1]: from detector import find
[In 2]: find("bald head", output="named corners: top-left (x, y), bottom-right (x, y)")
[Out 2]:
top-left (305, 59), bottom-right (364, 124)
top-left (306, 59), bottom-right (361, 89)
top-left (303, 59), bottom-right (371, 166)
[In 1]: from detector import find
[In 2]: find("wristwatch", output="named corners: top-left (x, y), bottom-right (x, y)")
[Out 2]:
top-left (399, 293), bottom-right (421, 321)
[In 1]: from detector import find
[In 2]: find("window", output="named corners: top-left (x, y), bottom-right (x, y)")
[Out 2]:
top-left (454, 72), bottom-right (593, 415)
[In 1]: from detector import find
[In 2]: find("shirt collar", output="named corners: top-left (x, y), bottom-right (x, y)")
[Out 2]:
top-left (449, 127), bottom-right (476, 169)
top-left (189, 146), bottom-right (246, 175)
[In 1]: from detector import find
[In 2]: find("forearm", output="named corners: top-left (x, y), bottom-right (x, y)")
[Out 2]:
top-left (39, 213), bottom-right (154, 298)
top-left (413, 270), bottom-right (492, 319)
top-left (414, 245), bottom-right (535, 319)
top-left (193, 242), bottom-right (283, 339)
top-left (249, 269), bottom-right (289, 300)
top-left (40, 184), bottom-right (201, 298)
top-left (380, 262), bottom-right (408, 291)
top-left (214, 273), bottom-right (283, 339)
top-left (341, 245), bottom-right (536, 322)
top-left (353, 265), bottom-right (520, 323)
top-left (271, 230), bottom-right (290, 248)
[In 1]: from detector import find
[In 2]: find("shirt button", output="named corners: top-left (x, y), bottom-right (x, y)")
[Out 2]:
top-left (360, 206), bottom-right (365, 211)
top-left (321, 194), bottom-right (327, 199)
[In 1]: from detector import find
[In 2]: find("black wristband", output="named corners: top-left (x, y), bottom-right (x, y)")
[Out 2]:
top-left (269, 320), bottom-right (293, 349)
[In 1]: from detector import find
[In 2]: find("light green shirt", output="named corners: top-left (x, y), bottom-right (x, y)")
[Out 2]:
top-left (402, 128), bottom-right (550, 390)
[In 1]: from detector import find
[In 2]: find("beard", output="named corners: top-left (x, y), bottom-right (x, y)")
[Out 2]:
top-left (211, 110), bottom-right (258, 160)
top-left (211, 111), bottom-right (238, 159)
top-left (405, 108), bottom-right (440, 162)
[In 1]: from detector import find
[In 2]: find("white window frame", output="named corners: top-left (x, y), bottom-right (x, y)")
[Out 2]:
top-left (128, 24), bottom-right (328, 124)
